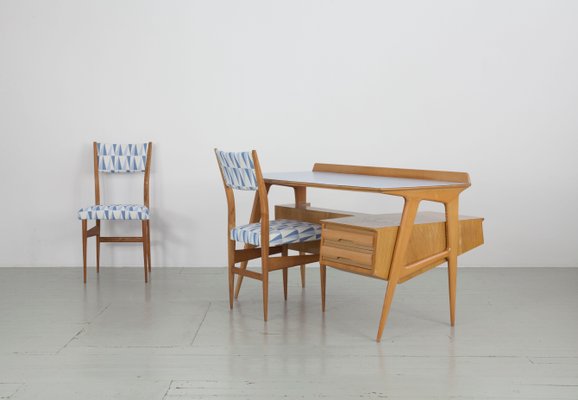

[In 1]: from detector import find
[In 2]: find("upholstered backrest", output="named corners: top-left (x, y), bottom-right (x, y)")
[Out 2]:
top-left (215, 150), bottom-right (258, 191)
top-left (97, 143), bottom-right (149, 173)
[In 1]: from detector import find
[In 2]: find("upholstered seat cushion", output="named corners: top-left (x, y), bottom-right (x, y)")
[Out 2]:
top-left (78, 204), bottom-right (150, 220)
top-left (231, 219), bottom-right (321, 247)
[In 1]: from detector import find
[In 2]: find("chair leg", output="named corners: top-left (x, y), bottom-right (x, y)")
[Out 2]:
top-left (95, 221), bottom-right (100, 273)
top-left (82, 220), bottom-right (88, 284)
top-left (228, 265), bottom-right (235, 310)
top-left (227, 240), bottom-right (235, 310)
top-left (262, 263), bottom-right (269, 322)
top-left (300, 261), bottom-right (306, 288)
top-left (146, 220), bottom-right (152, 274)
top-left (282, 246), bottom-right (288, 300)
top-left (141, 221), bottom-right (148, 283)
top-left (282, 268), bottom-right (288, 301)
top-left (320, 264), bottom-right (326, 312)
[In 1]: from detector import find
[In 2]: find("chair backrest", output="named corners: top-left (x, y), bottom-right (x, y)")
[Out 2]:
top-left (215, 150), bottom-right (258, 191)
top-left (96, 143), bottom-right (150, 173)
top-left (92, 142), bottom-right (152, 206)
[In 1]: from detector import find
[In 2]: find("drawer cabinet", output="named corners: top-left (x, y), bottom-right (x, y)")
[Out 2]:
top-left (320, 224), bottom-right (383, 277)
top-left (320, 212), bottom-right (484, 281)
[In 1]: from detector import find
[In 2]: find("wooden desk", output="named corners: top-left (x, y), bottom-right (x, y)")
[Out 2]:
top-left (237, 163), bottom-right (482, 341)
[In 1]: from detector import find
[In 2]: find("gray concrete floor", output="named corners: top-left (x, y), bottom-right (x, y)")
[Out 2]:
top-left (0, 267), bottom-right (577, 399)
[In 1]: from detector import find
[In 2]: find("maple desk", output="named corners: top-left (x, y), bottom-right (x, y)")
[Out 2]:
top-left (238, 163), bottom-right (482, 341)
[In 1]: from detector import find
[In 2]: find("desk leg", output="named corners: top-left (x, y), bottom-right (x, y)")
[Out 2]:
top-left (294, 186), bottom-right (307, 288)
top-left (234, 187), bottom-right (268, 299)
top-left (376, 197), bottom-right (420, 342)
top-left (445, 197), bottom-right (459, 326)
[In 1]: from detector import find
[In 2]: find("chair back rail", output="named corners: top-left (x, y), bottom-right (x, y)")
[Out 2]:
top-left (93, 142), bottom-right (153, 207)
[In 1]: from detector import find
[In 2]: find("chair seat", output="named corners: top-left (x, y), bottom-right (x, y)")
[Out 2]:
top-left (78, 204), bottom-right (150, 220)
top-left (231, 219), bottom-right (322, 247)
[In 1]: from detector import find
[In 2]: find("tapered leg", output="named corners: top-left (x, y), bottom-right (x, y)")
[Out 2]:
top-left (141, 221), bottom-right (148, 283)
top-left (95, 221), bottom-right (100, 273)
top-left (227, 240), bottom-right (235, 310)
top-left (445, 198), bottom-right (459, 326)
top-left (282, 246), bottom-right (288, 300)
top-left (146, 220), bottom-right (151, 273)
top-left (262, 267), bottom-right (269, 321)
top-left (376, 198), bottom-right (420, 342)
top-left (282, 268), bottom-right (288, 300)
top-left (294, 186), bottom-right (307, 288)
top-left (320, 264), bottom-right (326, 312)
top-left (82, 220), bottom-right (88, 284)
top-left (376, 278), bottom-right (399, 341)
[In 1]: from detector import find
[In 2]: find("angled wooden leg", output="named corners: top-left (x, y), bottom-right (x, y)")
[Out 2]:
top-left (95, 221), bottom-right (100, 273)
top-left (146, 220), bottom-right (151, 274)
top-left (82, 220), bottom-right (88, 284)
top-left (445, 197), bottom-right (459, 326)
top-left (262, 261), bottom-right (269, 322)
top-left (141, 221), bottom-right (148, 283)
top-left (227, 239), bottom-right (235, 309)
top-left (282, 268), bottom-right (288, 301)
top-left (294, 186), bottom-right (307, 288)
top-left (282, 246), bottom-right (288, 300)
top-left (320, 264), bottom-right (326, 312)
top-left (235, 188), bottom-right (268, 298)
top-left (377, 278), bottom-right (399, 342)
top-left (376, 197), bottom-right (420, 342)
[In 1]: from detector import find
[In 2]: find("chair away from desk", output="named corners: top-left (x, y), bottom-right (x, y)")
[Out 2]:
top-left (78, 142), bottom-right (152, 283)
top-left (215, 149), bottom-right (321, 321)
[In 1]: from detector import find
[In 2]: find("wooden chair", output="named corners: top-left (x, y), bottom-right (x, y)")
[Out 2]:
top-left (78, 142), bottom-right (152, 283)
top-left (215, 149), bottom-right (320, 321)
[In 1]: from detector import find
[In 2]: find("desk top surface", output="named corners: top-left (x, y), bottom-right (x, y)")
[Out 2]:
top-left (263, 171), bottom-right (465, 192)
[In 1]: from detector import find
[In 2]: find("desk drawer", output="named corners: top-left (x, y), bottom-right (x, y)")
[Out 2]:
top-left (323, 226), bottom-right (374, 249)
top-left (321, 245), bottom-right (373, 268)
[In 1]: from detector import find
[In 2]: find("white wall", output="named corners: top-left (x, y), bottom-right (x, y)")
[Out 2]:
top-left (1, 0), bottom-right (577, 268)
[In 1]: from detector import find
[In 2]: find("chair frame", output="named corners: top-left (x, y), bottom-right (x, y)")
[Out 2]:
top-left (215, 149), bottom-right (319, 321)
top-left (81, 142), bottom-right (153, 283)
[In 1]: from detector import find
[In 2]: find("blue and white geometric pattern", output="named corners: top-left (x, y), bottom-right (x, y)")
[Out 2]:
top-left (78, 204), bottom-right (150, 220)
top-left (97, 143), bottom-right (149, 173)
top-left (215, 150), bottom-right (258, 190)
top-left (231, 219), bottom-right (322, 247)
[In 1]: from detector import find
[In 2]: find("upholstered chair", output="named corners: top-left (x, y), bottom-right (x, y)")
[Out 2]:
top-left (78, 142), bottom-right (152, 283)
top-left (215, 149), bottom-right (320, 321)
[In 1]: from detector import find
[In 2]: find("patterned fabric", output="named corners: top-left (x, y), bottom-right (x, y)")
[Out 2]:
top-left (215, 150), bottom-right (258, 190)
top-left (78, 204), bottom-right (150, 220)
top-left (97, 143), bottom-right (149, 173)
top-left (231, 219), bottom-right (322, 247)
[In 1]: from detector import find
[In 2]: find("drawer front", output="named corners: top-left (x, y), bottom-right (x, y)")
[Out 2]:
top-left (323, 226), bottom-right (375, 249)
top-left (321, 245), bottom-right (374, 269)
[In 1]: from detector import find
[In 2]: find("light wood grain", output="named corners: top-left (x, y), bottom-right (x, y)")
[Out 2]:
top-left (245, 162), bottom-right (480, 340)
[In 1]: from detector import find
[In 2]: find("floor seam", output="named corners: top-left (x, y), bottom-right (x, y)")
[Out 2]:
top-left (161, 379), bottom-right (173, 400)
top-left (190, 302), bottom-right (211, 346)
top-left (56, 303), bottom-right (111, 354)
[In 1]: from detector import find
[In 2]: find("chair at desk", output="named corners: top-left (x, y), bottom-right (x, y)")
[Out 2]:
top-left (215, 149), bottom-right (321, 321)
top-left (78, 142), bottom-right (152, 283)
